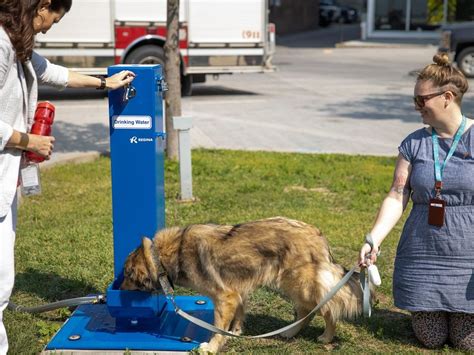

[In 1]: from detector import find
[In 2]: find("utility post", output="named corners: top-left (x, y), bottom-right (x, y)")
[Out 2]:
top-left (164, 0), bottom-right (180, 160)
top-left (173, 116), bottom-right (194, 201)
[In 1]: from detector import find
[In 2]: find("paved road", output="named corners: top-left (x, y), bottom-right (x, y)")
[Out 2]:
top-left (39, 25), bottom-right (474, 164)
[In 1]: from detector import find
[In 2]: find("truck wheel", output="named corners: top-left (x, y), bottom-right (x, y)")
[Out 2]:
top-left (457, 47), bottom-right (474, 78)
top-left (126, 45), bottom-right (165, 66)
top-left (181, 74), bottom-right (192, 96)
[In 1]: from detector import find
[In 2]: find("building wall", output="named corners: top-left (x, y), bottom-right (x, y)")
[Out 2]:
top-left (269, 0), bottom-right (319, 35)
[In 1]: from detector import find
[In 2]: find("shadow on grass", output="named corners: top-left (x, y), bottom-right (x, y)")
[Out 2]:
top-left (244, 309), bottom-right (421, 348)
top-left (243, 312), bottom-right (325, 340)
top-left (13, 268), bottom-right (101, 302)
top-left (350, 308), bottom-right (418, 346)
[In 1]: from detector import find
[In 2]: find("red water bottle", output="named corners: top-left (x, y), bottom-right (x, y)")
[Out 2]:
top-left (25, 102), bottom-right (55, 163)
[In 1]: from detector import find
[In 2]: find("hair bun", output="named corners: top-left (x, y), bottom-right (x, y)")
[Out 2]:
top-left (433, 52), bottom-right (451, 67)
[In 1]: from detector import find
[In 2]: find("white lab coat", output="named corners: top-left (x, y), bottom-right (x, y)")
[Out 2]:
top-left (0, 26), bottom-right (68, 355)
top-left (0, 26), bottom-right (68, 217)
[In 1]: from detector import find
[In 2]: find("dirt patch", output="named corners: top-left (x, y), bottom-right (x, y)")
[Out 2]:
top-left (284, 185), bottom-right (332, 194)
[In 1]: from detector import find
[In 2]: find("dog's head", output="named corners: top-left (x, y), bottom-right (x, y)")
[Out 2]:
top-left (120, 237), bottom-right (159, 292)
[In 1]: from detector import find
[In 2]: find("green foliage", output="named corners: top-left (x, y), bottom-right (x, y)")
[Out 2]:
top-left (4, 150), bottom-right (452, 353)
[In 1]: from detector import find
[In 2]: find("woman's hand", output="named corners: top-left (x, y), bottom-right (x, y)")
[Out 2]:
top-left (27, 134), bottom-right (55, 160)
top-left (105, 70), bottom-right (136, 90)
top-left (359, 242), bottom-right (379, 267)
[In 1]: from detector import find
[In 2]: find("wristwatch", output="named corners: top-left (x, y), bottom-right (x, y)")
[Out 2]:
top-left (364, 233), bottom-right (381, 255)
top-left (96, 76), bottom-right (106, 90)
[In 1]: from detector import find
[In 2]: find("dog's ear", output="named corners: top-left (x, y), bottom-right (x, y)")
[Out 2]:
top-left (142, 237), bottom-right (153, 249)
top-left (141, 237), bottom-right (159, 282)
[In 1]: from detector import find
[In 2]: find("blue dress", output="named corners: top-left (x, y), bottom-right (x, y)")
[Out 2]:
top-left (395, 126), bottom-right (474, 313)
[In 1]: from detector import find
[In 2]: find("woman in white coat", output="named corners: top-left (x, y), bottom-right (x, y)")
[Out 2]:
top-left (0, 1), bottom-right (135, 353)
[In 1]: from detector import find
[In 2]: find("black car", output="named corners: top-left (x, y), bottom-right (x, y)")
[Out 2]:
top-left (319, 0), bottom-right (339, 27)
top-left (340, 5), bottom-right (359, 24)
top-left (319, 0), bottom-right (359, 27)
top-left (439, 22), bottom-right (474, 77)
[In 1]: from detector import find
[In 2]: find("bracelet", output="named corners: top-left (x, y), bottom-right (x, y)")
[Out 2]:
top-left (364, 233), bottom-right (381, 255)
top-left (96, 76), bottom-right (106, 90)
top-left (364, 233), bottom-right (374, 251)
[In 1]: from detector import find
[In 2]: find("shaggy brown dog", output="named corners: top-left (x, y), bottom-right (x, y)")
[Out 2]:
top-left (121, 217), bottom-right (366, 353)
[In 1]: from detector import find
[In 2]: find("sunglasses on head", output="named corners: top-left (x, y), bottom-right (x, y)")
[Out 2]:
top-left (413, 90), bottom-right (456, 108)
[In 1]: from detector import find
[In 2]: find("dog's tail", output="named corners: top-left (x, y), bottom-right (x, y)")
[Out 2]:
top-left (317, 263), bottom-right (363, 321)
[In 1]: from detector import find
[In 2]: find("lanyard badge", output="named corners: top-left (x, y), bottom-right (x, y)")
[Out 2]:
top-left (20, 162), bottom-right (42, 196)
top-left (429, 115), bottom-right (466, 227)
top-left (428, 181), bottom-right (445, 227)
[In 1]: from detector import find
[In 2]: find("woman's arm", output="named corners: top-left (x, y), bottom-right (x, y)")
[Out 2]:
top-left (5, 130), bottom-right (54, 159)
top-left (359, 153), bottom-right (412, 266)
top-left (67, 70), bottom-right (135, 90)
top-left (31, 51), bottom-right (135, 90)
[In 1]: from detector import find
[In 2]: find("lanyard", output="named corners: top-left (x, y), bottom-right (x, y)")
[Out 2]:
top-left (432, 115), bottom-right (466, 188)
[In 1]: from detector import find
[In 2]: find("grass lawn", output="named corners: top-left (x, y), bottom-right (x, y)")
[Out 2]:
top-left (5, 150), bottom-right (465, 354)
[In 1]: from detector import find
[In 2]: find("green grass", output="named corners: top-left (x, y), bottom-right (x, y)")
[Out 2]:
top-left (4, 150), bottom-right (466, 354)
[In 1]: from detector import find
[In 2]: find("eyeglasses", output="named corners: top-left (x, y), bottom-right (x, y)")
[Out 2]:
top-left (413, 90), bottom-right (456, 108)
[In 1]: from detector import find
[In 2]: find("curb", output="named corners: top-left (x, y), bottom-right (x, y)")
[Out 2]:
top-left (40, 151), bottom-right (105, 170)
top-left (335, 40), bottom-right (437, 49)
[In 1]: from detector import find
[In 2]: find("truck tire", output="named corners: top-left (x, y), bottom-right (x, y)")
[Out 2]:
top-left (125, 45), bottom-right (165, 66)
top-left (457, 47), bottom-right (474, 78)
top-left (181, 75), bottom-right (192, 97)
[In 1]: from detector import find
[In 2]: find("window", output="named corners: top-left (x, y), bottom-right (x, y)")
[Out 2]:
top-left (411, 0), bottom-right (444, 31)
top-left (451, 0), bottom-right (474, 22)
top-left (373, 0), bottom-right (474, 32)
top-left (374, 0), bottom-right (406, 31)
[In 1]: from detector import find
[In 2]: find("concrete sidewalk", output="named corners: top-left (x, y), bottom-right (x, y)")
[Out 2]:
top-left (36, 27), bottom-right (469, 168)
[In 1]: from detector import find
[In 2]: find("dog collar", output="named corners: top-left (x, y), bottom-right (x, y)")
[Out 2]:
top-left (150, 240), bottom-right (175, 295)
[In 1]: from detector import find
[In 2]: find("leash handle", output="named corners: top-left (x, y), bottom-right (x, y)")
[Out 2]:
top-left (360, 268), bottom-right (372, 317)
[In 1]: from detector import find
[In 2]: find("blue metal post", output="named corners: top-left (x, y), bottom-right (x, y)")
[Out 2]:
top-left (108, 64), bottom-right (165, 277)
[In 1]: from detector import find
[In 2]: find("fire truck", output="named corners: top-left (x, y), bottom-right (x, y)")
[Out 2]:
top-left (35, 0), bottom-right (276, 95)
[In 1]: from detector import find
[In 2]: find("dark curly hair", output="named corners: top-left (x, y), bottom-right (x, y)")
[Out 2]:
top-left (0, 0), bottom-right (72, 63)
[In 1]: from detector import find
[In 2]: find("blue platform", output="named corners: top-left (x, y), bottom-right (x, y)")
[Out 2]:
top-left (45, 295), bottom-right (214, 351)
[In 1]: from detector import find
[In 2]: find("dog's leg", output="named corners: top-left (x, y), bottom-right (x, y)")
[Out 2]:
top-left (280, 264), bottom-right (319, 339)
top-left (229, 295), bottom-right (247, 336)
top-left (317, 310), bottom-right (336, 343)
top-left (199, 290), bottom-right (241, 353)
top-left (280, 305), bottom-right (313, 339)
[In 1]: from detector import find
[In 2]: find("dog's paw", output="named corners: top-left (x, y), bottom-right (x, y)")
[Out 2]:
top-left (230, 328), bottom-right (242, 336)
top-left (198, 342), bottom-right (217, 354)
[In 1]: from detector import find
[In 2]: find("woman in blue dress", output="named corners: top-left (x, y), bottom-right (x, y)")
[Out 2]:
top-left (359, 52), bottom-right (473, 350)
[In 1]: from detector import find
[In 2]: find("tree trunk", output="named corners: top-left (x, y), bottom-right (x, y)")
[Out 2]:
top-left (164, 0), bottom-right (180, 160)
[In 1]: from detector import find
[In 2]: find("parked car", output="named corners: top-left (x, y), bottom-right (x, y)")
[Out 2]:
top-left (339, 4), bottom-right (359, 24)
top-left (439, 21), bottom-right (474, 78)
top-left (319, 0), bottom-right (358, 27)
top-left (319, 0), bottom-right (340, 27)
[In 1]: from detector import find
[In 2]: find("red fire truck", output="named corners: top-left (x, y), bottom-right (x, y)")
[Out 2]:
top-left (35, 0), bottom-right (276, 95)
